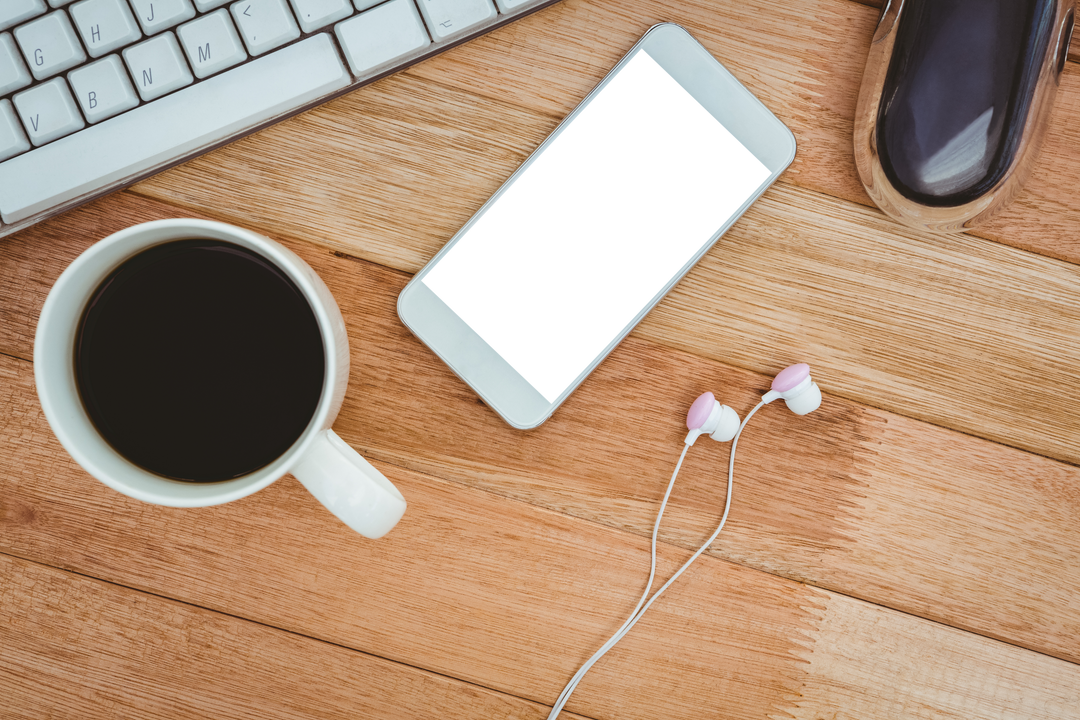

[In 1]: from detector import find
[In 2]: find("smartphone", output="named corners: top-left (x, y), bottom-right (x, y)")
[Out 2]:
top-left (397, 23), bottom-right (796, 429)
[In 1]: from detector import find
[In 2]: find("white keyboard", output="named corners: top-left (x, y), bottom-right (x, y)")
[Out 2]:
top-left (0, 0), bottom-right (558, 236)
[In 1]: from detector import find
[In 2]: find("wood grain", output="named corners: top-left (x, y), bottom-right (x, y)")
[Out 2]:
top-left (400, 0), bottom-right (1080, 263)
top-left (0, 355), bottom-right (818, 720)
top-left (781, 590), bottom-right (1080, 720)
top-left (0, 553), bottom-right (588, 720)
top-left (120, 53), bottom-right (1080, 467)
top-left (95, 127), bottom-right (1080, 478)
top-left (2, 195), bottom-right (1078, 670)
top-left (3, 355), bottom-right (1079, 720)
top-left (131, 0), bottom-right (1080, 265)
top-left (643, 183), bottom-right (1080, 466)
top-left (4, 0), bottom-right (1079, 715)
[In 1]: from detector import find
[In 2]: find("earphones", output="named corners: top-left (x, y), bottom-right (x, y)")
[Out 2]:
top-left (546, 363), bottom-right (822, 720)
top-left (762, 362), bottom-right (822, 416)
top-left (684, 363), bottom-right (821, 446)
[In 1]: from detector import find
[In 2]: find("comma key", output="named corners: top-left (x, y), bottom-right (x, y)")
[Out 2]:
top-left (230, 0), bottom-right (300, 56)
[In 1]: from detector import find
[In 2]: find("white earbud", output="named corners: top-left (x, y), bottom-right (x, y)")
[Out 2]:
top-left (761, 363), bottom-right (822, 415)
top-left (548, 362), bottom-right (824, 720)
top-left (684, 392), bottom-right (741, 445)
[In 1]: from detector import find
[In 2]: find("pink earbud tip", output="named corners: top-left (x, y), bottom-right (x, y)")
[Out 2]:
top-left (686, 392), bottom-right (715, 430)
top-left (771, 363), bottom-right (811, 392)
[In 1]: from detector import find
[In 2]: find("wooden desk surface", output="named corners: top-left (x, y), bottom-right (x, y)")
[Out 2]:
top-left (3, 0), bottom-right (1079, 718)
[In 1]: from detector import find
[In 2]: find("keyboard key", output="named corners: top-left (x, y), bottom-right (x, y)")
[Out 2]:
top-left (231, 0), bottom-right (300, 57)
top-left (70, 0), bottom-right (143, 58)
top-left (123, 31), bottom-right (192, 100)
top-left (415, 0), bottom-right (495, 41)
top-left (177, 9), bottom-right (245, 78)
top-left (14, 11), bottom-right (87, 81)
top-left (48, 0), bottom-right (77, 6)
top-left (335, 0), bottom-right (429, 76)
top-left (0, 34), bottom-right (348, 223)
top-left (68, 54), bottom-right (138, 122)
top-left (494, 0), bottom-right (539, 9)
top-left (13, 77), bottom-right (85, 145)
top-left (0, 33), bottom-right (33, 95)
top-left (0, 0), bottom-right (47, 33)
top-left (289, 0), bottom-right (351, 33)
top-left (194, 0), bottom-right (230, 9)
top-left (0, 99), bottom-right (31, 161)
top-left (129, 0), bottom-right (196, 35)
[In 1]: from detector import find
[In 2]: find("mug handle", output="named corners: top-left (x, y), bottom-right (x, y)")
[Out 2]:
top-left (291, 429), bottom-right (407, 539)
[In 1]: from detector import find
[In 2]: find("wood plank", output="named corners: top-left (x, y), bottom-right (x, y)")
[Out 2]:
top-left (642, 182), bottom-right (1080, 466)
top-left (0, 553), bottom-right (586, 720)
top-left (3, 192), bottom-right (1079, 668)
top-left (399, 0), bottom-right (1080, 264)
top-left (66, 103), bottom-right (1080, 476)
top-left (781, 590), bottom-right (1080, 720)
top-left (131, 0), bottom-right (1080, 265)
top-left (131, 71), bottom-right (540, 276)
top-left (121, 59), bottom-right (1080, 467)
top-left (0, 357), bottom-right (817, 720)
top-left (3, 356), bottom-right (1079, 720)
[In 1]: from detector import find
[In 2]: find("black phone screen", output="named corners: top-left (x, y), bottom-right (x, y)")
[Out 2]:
top-left (425, 53), bottom-right (764, 397)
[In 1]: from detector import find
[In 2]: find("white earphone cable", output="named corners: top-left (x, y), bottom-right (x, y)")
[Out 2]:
top-left (546, 399), bottom-right (767, 720)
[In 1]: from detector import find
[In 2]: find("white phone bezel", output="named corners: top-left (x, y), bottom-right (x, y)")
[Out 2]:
top-left (397, 22), bottom-right (796, 429)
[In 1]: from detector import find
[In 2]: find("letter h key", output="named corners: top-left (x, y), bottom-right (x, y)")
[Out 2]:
top-left (70, 0), bottom-right (143, 58)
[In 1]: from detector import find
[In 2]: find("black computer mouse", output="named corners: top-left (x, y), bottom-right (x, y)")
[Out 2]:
top-left (854, 0), bottom-right (1074, 231)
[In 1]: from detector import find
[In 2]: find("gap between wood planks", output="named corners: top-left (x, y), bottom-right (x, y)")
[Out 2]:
top-left (390, 0), bottom-right (1080, 264)
top-left (118, 0), bottom-right (1080, 466)
top-left (2, 194), bottom-right (1079, 673)
top-left (3, 352), bottom-right (1079, 720)
top-left (0, 552), bottom-right (594, 720)
top-left (129, 126), bottom-right (1080, 470)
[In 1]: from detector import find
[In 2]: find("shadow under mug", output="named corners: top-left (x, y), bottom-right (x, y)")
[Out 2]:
top-left (34, 219), bottom-right (406, 539)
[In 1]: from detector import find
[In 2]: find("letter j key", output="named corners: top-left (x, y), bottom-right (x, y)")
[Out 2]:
top-left (129, 0), bottom-right (197, 35)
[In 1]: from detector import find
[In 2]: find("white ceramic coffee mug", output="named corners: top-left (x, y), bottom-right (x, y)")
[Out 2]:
top-left (35, 219), bottom-right (406, 539)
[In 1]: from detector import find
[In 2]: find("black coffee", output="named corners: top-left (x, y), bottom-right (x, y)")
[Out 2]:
top-left (75, 239), bottom-right (325, 482)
